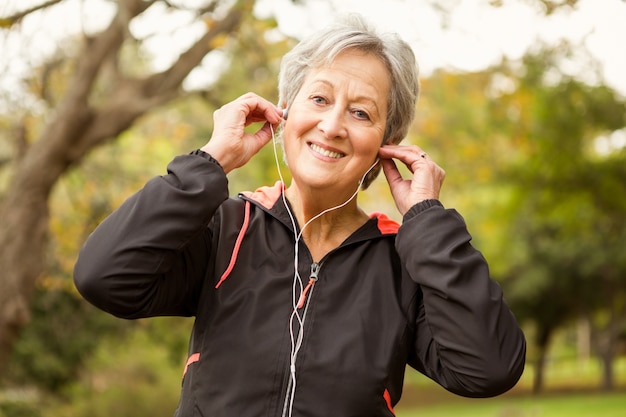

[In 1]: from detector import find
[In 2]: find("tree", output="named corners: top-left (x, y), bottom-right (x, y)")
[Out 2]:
top-left (409, 39), bottom-right (626, 393)
top-left (3, 9), bottom-right (292, 394)
top-left (0, 0), bottom-right (257, 374)
top-left (492, 45), bottom-right (626, 392)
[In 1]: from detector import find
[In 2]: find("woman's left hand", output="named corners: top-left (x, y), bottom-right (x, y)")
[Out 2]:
top-left (378, 145), bottom-right (446, 215)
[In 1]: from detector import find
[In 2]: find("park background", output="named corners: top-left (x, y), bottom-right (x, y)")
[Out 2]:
top-left (1, 0), bottom-right (625, 415)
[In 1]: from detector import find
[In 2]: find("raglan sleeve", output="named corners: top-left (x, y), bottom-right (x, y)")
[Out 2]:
top-left (396, 200), bottom-right (526, 398)
top-left (73, 151), bottom-right (229, 319)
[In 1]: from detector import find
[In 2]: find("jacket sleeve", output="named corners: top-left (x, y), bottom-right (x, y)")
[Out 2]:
top-left (396, 200), bottom-right (526, 398)
top-left (73, 151), bottom-right (229, 319)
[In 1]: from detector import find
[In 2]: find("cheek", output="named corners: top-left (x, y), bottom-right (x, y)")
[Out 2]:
top-left (280, 114), bottom-right (299, 142)
top-left (281, 113), bottom-right (315, 149)
top-left (280, 129), bottom-right (300, 166)
top-left (353, 131), bottom-right (384, 157)
top-left (280, 126), bottom-right (295, 150)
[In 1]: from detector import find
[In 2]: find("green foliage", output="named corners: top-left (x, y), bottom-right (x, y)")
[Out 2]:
top-left (494, 42), bottom-right (626, 324)
top-left (473, 43), bottom-right (626, 392)
top-left (0, 399), bottom-right (41, 417)
top-left (410, 39), bottom-right (626, 391)
top-left (206, 15), bottom-right (289, 104)
top-left (5, 288), bottom-right (127, 393)
top-left (47, 323), bottom-right (189, 417)
top-left (396, 392), bottom-right (626, 417)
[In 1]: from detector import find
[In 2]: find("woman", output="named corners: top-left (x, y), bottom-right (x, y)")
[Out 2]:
top-left (74, 14), bottom-right (525, 417)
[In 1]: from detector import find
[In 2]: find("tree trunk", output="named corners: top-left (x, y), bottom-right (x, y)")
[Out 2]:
top-left (532, 325), bottom-right (553, 394)
top-left (595, 306), bottom-right (619, 392)
top-left (600, 350), bottom-right (614, 391)
top-left (0, 0), bottom-right (248, 374)
top-left (0, 191), bottom-right (50, 375)
top-left (588, 278), bottom-right (625, 392)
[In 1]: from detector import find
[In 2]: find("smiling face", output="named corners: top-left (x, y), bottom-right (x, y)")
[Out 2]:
top-left (282, 49), bottom-right (391, 194)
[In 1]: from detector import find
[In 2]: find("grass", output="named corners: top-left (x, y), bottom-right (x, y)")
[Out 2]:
top-left (394, 357), bottom-right (626, 417)
top-left (396, 392), bottom-right (626, 417)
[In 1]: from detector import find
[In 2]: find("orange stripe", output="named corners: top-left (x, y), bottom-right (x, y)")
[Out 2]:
top-left (215, 200), bottom-right (251, 289)
top-left (383, 389), bottom-right (395, 415)
top-left (297, 278), bottom-right (316, 308)
top-left (183, 353), bottom-right (200, 377)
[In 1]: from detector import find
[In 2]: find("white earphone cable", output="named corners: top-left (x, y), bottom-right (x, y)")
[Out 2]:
top-left (270, 123), bottom-right (378, 417)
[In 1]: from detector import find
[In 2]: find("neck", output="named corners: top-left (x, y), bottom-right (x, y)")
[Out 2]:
top-left (284, 184), bottom-right (368, 260)
top-left (285, 183), bottom-right (361, 223)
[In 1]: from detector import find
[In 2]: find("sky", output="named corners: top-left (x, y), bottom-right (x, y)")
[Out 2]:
top-left (1, 0), bottom-right (625, 97)
top-left (257, 0), bottom-right (626, 95)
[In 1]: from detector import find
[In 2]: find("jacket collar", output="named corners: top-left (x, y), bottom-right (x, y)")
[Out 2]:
top-left (239, 182), bottom-right (399, 236)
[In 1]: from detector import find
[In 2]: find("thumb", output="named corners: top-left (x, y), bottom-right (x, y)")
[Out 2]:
top-left (251, 122), bottom-right (277, 148)
top-left (381, 158), bottom-right (402, 187)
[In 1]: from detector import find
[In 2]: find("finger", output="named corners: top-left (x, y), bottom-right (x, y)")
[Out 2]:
top-left (238, 95), bottom-right (283, 125)
top-left (245, 107), bottom-right (282, 125)
top-left (379, 145), bottom-right (428, 168)
top-left (380, 157), bottom-right (404, 186)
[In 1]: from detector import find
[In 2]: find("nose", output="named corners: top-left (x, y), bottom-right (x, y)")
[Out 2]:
top-left (317, 107), bottom-right (347, 140)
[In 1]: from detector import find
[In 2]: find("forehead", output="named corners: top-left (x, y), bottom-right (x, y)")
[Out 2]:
top-left (302, 50), bottom-right (390, 101)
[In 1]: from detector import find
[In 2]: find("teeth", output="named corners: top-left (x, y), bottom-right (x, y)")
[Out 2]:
top-left (309, 143), bottom-right (343, 159)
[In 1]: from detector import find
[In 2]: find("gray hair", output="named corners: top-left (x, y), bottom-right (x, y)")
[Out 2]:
top-left (277, 14), bottom-right (420, 188)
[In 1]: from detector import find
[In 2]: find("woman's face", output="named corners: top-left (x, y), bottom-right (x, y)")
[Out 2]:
top-left (282, 49), bottom-right (390, 193)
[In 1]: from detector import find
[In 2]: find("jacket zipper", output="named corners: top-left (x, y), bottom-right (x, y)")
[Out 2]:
top-left (297, 262), bottom-right (320, 308)
top-left (281, 261), bottom-right (321, 417)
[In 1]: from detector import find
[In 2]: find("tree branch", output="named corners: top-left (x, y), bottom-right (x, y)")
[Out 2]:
top-left (68, 1), bottom-right (251, 161)
top-left (144, 0), bottom-right (251, 95)
top-left (160, 0), bottom-right (219, 14)
top-left (0, 0), bottom-right (64, 28)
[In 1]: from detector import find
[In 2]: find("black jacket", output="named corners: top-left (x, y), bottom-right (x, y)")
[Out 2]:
top-left (74, 151), bottom-right (526, 417)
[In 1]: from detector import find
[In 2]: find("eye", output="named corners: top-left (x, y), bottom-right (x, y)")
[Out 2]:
top-left (311, 96), bottom-right (327, 105)
top-left (353, 109), bottom-right (370, 121)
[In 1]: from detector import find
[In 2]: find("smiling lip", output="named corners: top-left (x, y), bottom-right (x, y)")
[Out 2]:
top-left (308, 142), bottom-right (345, 159)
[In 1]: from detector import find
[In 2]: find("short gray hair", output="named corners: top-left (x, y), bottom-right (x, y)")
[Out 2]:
top-left (277, 13), bottom-right (420, 188)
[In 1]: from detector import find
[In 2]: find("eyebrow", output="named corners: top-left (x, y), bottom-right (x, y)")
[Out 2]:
top-left (310, 78), bottom-right (382, 115)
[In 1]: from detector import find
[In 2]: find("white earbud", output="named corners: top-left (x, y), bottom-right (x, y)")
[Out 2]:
top-left (281, 108), bottom-right (288, 120)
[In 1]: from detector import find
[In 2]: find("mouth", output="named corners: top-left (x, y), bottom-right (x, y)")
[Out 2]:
top-left (308, 142), bottom-right (345, 159)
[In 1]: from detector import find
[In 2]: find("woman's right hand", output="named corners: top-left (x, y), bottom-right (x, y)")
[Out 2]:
top-left (200, 93), bottom-right (284, 173)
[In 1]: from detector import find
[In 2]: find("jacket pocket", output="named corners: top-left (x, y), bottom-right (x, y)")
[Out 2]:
top-left (174, 353), bottom-right (201, 417)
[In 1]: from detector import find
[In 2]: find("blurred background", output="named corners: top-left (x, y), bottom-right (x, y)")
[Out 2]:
top-left (0, 0), bottom-right (625, 416)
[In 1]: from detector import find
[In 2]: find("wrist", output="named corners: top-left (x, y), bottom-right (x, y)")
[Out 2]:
top-left (191, 149), bottom-right (223, 170)
top-left (200, 144), bottom-right (232, 173)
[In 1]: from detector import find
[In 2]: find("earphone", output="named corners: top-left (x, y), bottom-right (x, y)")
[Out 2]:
top-left (269, 119), bottom-right (379, 417)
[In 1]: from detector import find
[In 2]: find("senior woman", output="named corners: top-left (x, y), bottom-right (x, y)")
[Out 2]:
top-left (74, 14), bottom-right (525, 417)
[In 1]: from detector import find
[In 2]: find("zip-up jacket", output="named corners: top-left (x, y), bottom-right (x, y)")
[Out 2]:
top-left (74, 151), bottom-right (526, 417)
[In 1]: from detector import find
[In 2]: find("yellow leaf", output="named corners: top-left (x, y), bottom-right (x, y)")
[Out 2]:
top-left (208, 33), bottom-right (228, 49)
top-left (0, 18), bottom-right (13, 28)
top-left (203, 16), bottom-right (214, 29)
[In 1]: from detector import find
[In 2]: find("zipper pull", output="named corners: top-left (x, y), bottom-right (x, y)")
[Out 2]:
top-left (297, 262), bottom-right (320, 309)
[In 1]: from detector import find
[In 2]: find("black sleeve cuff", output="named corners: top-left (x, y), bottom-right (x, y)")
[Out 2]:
top-left (402, 199), bottom-right (444, 222)
top-left (190, 149), bottom-right (222, 169)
